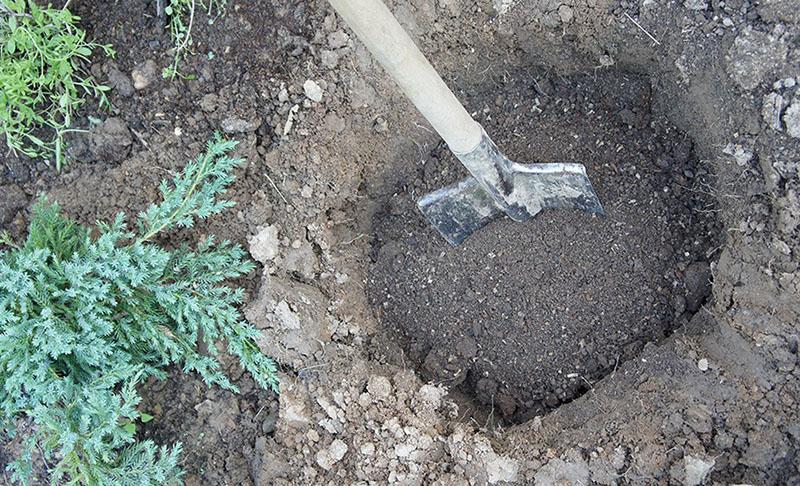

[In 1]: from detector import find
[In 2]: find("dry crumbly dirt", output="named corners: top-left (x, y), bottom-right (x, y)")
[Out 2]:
top-left (367, 68), bottom-right (720, 422)
top-left (1, 0), bottom-right (799, 484)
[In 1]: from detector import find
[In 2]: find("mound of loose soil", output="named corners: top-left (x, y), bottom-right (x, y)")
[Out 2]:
top-left (368, 69), bottom-right (720, 421)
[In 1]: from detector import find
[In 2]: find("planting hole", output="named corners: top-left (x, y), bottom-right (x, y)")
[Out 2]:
top-left (366, 67), bottom-right (720, 423)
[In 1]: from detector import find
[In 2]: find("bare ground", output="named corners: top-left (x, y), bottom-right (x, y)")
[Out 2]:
top-left (1, 0), bottom-right (799, 484)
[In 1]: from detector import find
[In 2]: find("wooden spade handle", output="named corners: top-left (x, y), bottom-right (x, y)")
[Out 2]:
top-left (329, 0), bottom-right (483, 154)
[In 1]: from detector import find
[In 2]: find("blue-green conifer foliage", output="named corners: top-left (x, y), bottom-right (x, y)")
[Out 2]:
top-left (0, 135), bottom-right (278, 484)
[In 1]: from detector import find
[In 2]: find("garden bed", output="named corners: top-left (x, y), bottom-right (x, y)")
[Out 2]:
top-left (2, 0), bottom-right (799, 484)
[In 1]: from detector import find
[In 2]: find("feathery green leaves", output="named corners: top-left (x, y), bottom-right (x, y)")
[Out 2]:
top-left (0, 135), bottom-right (278, 485)
top-left (162, 0), bottom-right (226, 80)
top-left (0, 0), bottom-right (114, 169)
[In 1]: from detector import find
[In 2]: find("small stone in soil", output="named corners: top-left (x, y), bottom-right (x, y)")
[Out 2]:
top-left (722, 143), bottom-right (753, 166)
top-left (107, 66), bottom-right (134, 97)
top-left (762, 93), bottom-right (785, 131)
top-left (557, 5), bottom-right (573, 22)
top-left (221, 116), bottom-right (261, 134)
top-left (726, 27), bottom-right (788, 91)
top-left (684, 0), bottom-right (708, 10)
top-left (327, 31), bottom-right (349, 49)
top-left (320, 50), bottom-right (340, 69)
top-left (303, 80), bottom-right (324, 102)
top-left (248, 225), bottom-right (280, 263)
top-left (316, 439), bottom-right (348, 470)
top-left (274, 301), bottom-right (301, 331)
top-left (131, 60), bottom-right (158, 90)
top-left (784, 98), bottom-right (800, 138)
top-left (684, 455), bottom-right (715, 486)
top-left (366, 375), bottom-right (392, 400)
top-left (374, 117), bottom-right (389, 133)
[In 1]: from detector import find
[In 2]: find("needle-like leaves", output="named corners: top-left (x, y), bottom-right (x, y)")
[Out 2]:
top-left (0, 136), bottom-right (278, 484)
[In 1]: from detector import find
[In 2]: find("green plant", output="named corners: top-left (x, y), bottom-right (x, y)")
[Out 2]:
top-left (163, 0), bottom-right (225, 80)
top-left (0, 0), bottom-right (114, 170)
top-left (0, 135), bottom-right (279, 484)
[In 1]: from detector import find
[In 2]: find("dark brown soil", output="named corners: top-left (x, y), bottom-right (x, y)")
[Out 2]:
top-left (1, 0), bottom-right (315, 187)
top-left (73, 0), bottom-right (315, 149)
top-left (138, 366), bottom-right (279, 485)
top-left (367, 68), bottom-right (721, 422)
top-left (0, 0), bottom-right (322, 482)
top-left (2, 0), bottom-right (797, 483)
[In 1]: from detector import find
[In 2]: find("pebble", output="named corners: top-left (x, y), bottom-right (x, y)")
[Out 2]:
top-left (303, 80), bottom-right (324, 102)
top-left (274, 301), bottom-right (301, 330)
top-left (698, 358), bottom-right (709, 371)
top-left (772, 238), bottom-right (791, 255)
top-left (684, 455), bottom-right (715, 486)
top-left (373, 117), bottom-right (389, 133)
top-left (722, 143), bottom-right (753, 166)
top-left (315, 439), bottom-right (348, 470)
top-left (394, 443), bottom-right (416, 458)
top-left (320, 49), bottom-right (340, 69)
top-left (248, 225), bottom-right (280, 263)
top-left (557, 5), bottom-right (573, 23)
top-left (486, 453), bottom-right (521, 484)
top-left (684, 0), bottom-right (708, 10)
top-left (726, 27), bottom-right (789, 91)
top-left (416, 384), bottom-right (444, 408)
top-left (784, 98), bottom-right (800, 138)
top-left (599, 54), bottom-right (615, 67)
top-left (277, 86), bottom-right (290, 103)
top-left (762, 93), bottom-right (785, 131)
top-left (131, 60), bottom-right (158, 90)
top-left (327, 31), bottom-right (350, 49)
top-left (107, 66), bottom-right (134, 97)
top-left (366, 375), bottom-right (392, 400)
top-left (221, 116), bottom-right (261, 133)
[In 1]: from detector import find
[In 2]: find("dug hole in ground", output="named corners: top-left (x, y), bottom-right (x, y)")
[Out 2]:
top-left (1, 0), bottom-right (799, 484)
